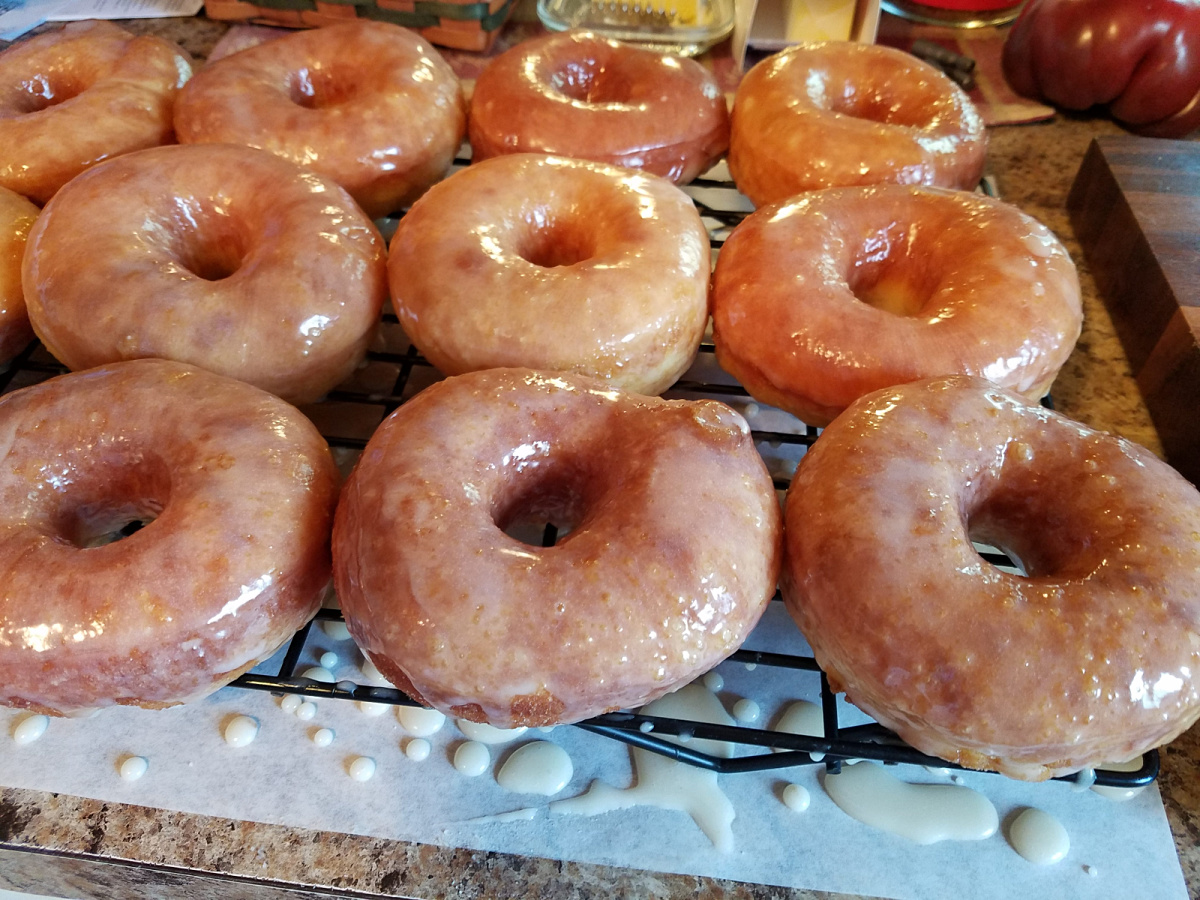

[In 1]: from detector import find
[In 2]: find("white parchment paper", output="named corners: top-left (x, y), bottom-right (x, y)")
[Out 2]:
top-left (0, 602), bottom-right (1187, 900)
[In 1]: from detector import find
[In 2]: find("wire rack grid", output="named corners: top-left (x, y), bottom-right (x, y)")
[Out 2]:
top-left (0, 155), bottom-right (1157, 792)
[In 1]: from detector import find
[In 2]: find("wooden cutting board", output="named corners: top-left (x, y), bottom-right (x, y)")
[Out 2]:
top-left (1068, 134), bottom-right (1200, 485)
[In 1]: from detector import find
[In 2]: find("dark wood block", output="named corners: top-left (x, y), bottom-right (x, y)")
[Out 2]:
top-left (1137, 307), bottom-right (1200, 486)
top-left (1068, 135), bottom-right (1200, 483)
top-left (1067, 136), bottom-right (1200, 373)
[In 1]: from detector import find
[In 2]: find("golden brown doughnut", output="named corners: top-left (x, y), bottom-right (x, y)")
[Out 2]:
top-left (0, 186), bottom-right (37, 364)
top-left (0, 359), bottom-right (340, 716)
top-left (174, 21), bottom-right (466, 218)
top-left (783, 376), bottom-right (1200, 781)
top-left (711, 185), bottom-right (1081, 426)
top-left (387, 153), bottom-right (711, 395)
top-left (469, 31), bottom-right (729, 184)
top-left (22, 143), bottom-right (387, 405)
top-left (333, 368), bottom-right (782, 727)
top-left (729, 42), bottom-right (987, 207)
top-left (0, 20), bottom-right (192, 204)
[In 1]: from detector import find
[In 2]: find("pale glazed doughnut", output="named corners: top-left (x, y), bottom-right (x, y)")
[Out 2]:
top-left (0, 186), bottom-right (37, 364)
top-left (174, 21), bottom-right (465, 218)
top-left (23, 143), bottom-right (387, 405)
top-left (333, 368), bottom-right (782, 727)
top-left (711, 184), bottom-right (1082, 427)
top-left (469, 31), bottom-right (729, 184)
top-left (728, 42), bottom-right (987, 207)
top-left (388, 154), bottom-right (711, 395)
top-left (783, 375), bottom-right (1200, 781)
top-left (0, 359), bottom-right (340, 716)
top-left (0, 20), bottom-right (192, 204)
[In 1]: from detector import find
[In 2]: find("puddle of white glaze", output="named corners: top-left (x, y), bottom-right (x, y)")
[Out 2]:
top-left (497, 741), bottom-right (573, 795)
top-left (1008, 807), bottom-right (1069, 864)
top-left (550, 684), bottom-right (737, 851)
top-left (822, 761), bottom-right (998, 845)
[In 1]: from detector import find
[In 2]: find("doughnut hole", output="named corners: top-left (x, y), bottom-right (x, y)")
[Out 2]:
top-left (846, 226), bottom-right (942, 317)
top-left (47, 452), bottom-right (171, 549)
top-left (287, 65), bottom-right (362, 109)
top-left (964, 441), bottom-right (1104, 580)
top-left (9, 73), bottom-right (88, 114)
top-left (548, 58), bottom-right (636, 105)
top-left (492, 456), bottom-right (596, 546)
top-left (162, 200), bottom-right (250, 282)
top-left (516, 209), bottom-right (597, 268)
top-left (821, 75), bottom-right (942, 129)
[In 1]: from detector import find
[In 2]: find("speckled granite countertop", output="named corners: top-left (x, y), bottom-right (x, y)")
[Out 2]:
top-left (1, 15), bottom-right (1198, 900)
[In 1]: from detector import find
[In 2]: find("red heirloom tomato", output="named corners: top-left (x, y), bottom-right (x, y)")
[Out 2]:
top-left (1002, 0), bottom-right (1200, 138)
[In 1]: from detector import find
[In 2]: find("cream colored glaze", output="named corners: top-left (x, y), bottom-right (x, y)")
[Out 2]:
top-left (781, 782), bottom-right (810, 812)
top-left (0, 359), bottom-right (339, 716)
top-left (224, 715), bottom-right (259, 747)
top-left (549, 683), bottom-right (736, 850)
top-left (348, 756), bottom-right (376, 781)
top-left (454, 741), bottom-right (490, 777)
top-left (333, 368), bottom-right (782, 727)
top-left (1008, 807), bottom-right (1069, 864)
top-left (174, 20), bottom-right (465, 219)
top-left (403, 739), bottom-right (432, 763)
top-left (404, 737), bottom-right (431, 761)
top-left (456, 720), bottom-right (528, 744)
top-left (783, 376), bottom-right (1200, 781)
top-left (711, 185), bottom-right (1082, 427)
top-left (772, 699), bottom-right (823, 756)
top-left (728, 41), bottom-right (986, 207)
top-left (398, 707), bottom-right (446, 737)
top-left (1091, 757), bottom-right (1150, 801)
top-left (469, 31), bottom-right (728, 185)
top-left (0, 21), bottom-right (192, 204)
top-left (496, 740), bottom-right (573, 795)
top-left (22, 144), bottom-right (387, 405)
top-left (12, 714), bottom-right (48, 745)
top-left (732, 698), bottom-right (761, 723)
top-left (119, 755), bottom-right (148, 780)
top-left (822, 761), bottom-right (998, 845)
top-left (0, 186), bottom-right (36, 364)
top-left (388, 154), bottom-right (710, 396)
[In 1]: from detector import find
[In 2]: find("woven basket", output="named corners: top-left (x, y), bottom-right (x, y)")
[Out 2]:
top-left (204, 0), bottom-right (516, 51)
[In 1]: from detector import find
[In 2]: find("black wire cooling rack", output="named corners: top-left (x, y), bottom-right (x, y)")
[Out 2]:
top-left (0, 157), bottom-right (1158, 792)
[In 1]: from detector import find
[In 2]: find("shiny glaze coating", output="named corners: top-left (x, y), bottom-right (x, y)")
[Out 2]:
top-left (333, 368), bottom-right (782, 727)
top-left (23, 143), bottom-right (387, 405)
top-left (388, 154), bottom-right (711, 396)
top-left (0, 187), bottom-right (37, 364)
top-left (468, 31), bottom-right (729, 184)
top-left (174, 21), bottom-right (465, 218)
top-left (711, 185), bottom-right (1082, 427)
top-left (0, 359), bottom-right (340, 716)
top-left (728, 42), bottom-right (987, 207)
top-left (0, 21), bottom-right (192, 204)
top-left (783, 376), bottom-right (1200, 781)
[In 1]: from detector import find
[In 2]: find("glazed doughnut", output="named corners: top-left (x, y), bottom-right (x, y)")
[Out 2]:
top-left (333, 368), bottom-right (782, 727)
top-left (22, 143), bottom-right (387, 405)
top-left (0, 359), bottom-right (340, 716)
top-left (0, 20), bottom-right (191, 204)
top-left (711, 184), bottom-right (1082, 427)
top-left (388, 154), bottom-right (711, 395)
top-left (469, 31), bottom-right (729, 184)
top-left (783, 376), bottom-right (1200, 781)
top-left (728, 42), bottom-right (987, 207)
top-left (0, 186), bottom-right (37, 364)
top-left (174, 21), bottom-right (465, 218)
